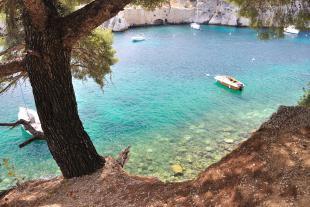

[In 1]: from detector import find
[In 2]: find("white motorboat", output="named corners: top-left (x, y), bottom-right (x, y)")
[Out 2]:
top-left (131, 35), bottom-right (145, 42)
top-left (18, 107), bottom-right (42, 136)
top-left (214, 75), bottom-right (244, 90)
top-left (190, 3), bottom-right (201, 30)
top-left (284, 25), bottom-right (299, 35)
top-left (190, 23), bottom-right (201, 30)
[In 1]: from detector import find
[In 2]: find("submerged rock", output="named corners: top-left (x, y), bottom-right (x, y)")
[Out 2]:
top-left (171, 164), bottom-right (184, 176)
top-left (224, 138), bottom-right (234, 144)
top-left (222, 126), bottom-right (235, 133)
top-left (205, 146), bottom-right (214, 152)
top-left (183, 135), bottom-right (191, 141)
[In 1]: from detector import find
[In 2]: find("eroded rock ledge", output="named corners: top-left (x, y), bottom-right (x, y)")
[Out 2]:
top-left (1, 106), bottom-right (309, 207)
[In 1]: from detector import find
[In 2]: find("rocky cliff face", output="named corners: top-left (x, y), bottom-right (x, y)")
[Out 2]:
top-left (102, 0), bottom-right (250, 32)
top-left (103, 0), bottom-right (309, 32)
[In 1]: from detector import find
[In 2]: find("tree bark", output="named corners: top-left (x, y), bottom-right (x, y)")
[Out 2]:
top-left (21, 7), bottom-right (104, 178)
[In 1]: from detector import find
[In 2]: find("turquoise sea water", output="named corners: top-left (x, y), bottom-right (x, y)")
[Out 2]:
top-left (0, 25), bottom-right (309, 189)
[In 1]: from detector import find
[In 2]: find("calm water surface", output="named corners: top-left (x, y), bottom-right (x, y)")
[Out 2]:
top-left (0, 25), bottom-right (309, 189)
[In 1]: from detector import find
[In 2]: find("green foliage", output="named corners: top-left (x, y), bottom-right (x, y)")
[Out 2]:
top-left (57, 0), bottom-right (169, 12)
top-left (132, 0), bottom-right (169, 10)
top-left (72, 28), bottom-right (117, 87)
top-left (0, 0), bottom-right (167, 93)
top-left (0, 0), bottom-right (24, 47)
top-left (229, 0), bottom-right (310, 29)
top-left (257, 28), bottom-right (284, 40)
top-left (0, 13), bottom-right (5, 21)
top-left (0, 37), bottom-right (4, 45)
top-left (299, 83), bottom-right (310, 107)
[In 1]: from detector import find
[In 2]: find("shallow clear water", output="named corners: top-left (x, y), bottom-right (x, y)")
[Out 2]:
top-left (0, 25), bottom-right (309, 189)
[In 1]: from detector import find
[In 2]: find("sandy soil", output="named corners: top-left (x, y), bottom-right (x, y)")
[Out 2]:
top-left (1, 106), bottom-right (309, 207)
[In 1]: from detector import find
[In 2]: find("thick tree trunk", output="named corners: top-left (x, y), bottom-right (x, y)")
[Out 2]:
top-left (22, 13), bottom-right (104, 178)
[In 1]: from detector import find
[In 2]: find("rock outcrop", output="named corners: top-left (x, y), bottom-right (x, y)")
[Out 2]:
top-left (103, 0), bottom-right (250, 31)
top-left (103, 0), bottom-right (309, 32)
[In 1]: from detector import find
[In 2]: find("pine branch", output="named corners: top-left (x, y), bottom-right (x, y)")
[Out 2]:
top-left (0, 59), bottom-right (25, 78)
top-left (0, 119), bottom-right (44, 138)
top-left (62, 0), bottom-right (133, 47)
top-left (0, 72), bottom-right (25, 94)
top-left (19, 135), bottom-right (45, 148)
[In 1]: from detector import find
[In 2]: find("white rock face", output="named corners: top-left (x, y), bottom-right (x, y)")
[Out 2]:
top-left (103, 0), bottom-right (308, 31)
top-left (102, 11), bottom-right (130, 32)
top-left (103, 0), bottom-right (250, 31)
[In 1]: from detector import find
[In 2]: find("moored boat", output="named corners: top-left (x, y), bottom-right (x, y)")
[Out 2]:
top-left (214, 75), bottom-right (244, 90)
top-left (131, 35), bottom-right (145, 42)
top-left (18, 107), bottom-right (42, 136)
top-left (190, 23), bottom-right (200, 30)
top-left (284, 25), bottom-right (299, 35)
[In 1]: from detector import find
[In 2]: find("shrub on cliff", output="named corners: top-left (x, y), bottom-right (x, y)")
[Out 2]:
top-left (299, 84), bottom-right (310, 107)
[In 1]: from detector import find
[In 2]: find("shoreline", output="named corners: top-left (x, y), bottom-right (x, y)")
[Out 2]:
top-left (1, 106), bottom-right (309, 206)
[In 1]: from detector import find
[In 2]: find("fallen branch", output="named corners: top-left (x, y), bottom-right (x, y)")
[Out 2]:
top-left (116, 146), bottom-right (131, 168)
top-left (0, 119), bottom-right (45, 148)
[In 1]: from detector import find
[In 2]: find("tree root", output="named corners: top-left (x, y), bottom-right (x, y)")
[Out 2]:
top-left (116, 146), bottom-right (130, 168)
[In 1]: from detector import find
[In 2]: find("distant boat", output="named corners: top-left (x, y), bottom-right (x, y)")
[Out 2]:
top-left (214, 75), bottom-right (244, 90)
top-left (190, 23), bottom-right (201, 30)
top-left (18, 107), bottom-right (42, 136)
top-left (190, 3), bottom-right (201, 30)
top-left (131, 35), bottom-right (145, 42)
top-left (284, 25), bottom-right (299, 35)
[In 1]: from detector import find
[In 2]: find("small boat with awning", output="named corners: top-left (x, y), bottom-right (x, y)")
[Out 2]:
top-left (18, 107), bottom-right (42, 136)
top-left (214, 75), bottom-right (244, 90)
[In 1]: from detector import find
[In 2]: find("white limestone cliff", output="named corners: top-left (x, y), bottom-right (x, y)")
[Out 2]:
top-left (103, 0), bottom-right (251, 31)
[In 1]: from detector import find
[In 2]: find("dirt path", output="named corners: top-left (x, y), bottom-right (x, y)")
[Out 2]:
top-left (1, 106), bottom-right (309, 207)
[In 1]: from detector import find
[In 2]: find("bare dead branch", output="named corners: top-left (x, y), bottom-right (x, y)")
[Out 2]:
top-left (62, 0), bottom-right (132, 47)
top-left (116, 146), bottom-right (130, 168)
top-left (19, 136), bottom-right (44, 148)
top-left (0, 119), bottom-right (45, 148)
top-left (0, 59), bottom-right (25, 78)
top-left (0, 72), bottom-right (26, 94)
top-left (0, 119), bottom-right (44, 138)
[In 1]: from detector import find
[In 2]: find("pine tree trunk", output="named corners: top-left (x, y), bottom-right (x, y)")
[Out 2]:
top-left (22, 13), bottom-right (104, 178)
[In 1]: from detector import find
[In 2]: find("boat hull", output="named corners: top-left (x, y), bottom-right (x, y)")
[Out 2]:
top-left (190, 23), bottom-right (200, 30)
top-left (132, 39), bottom-right (145, 42)
top-left (216, 80), bottom-right (243, 90)
top-left (214, 76), bottom-right (244, 91)
top-left (284, 26), bottom-right (299, 34)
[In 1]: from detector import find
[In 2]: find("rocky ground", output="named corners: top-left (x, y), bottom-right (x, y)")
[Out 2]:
top-left (0, 106), bottom-right (309, 207)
